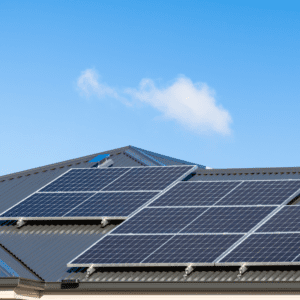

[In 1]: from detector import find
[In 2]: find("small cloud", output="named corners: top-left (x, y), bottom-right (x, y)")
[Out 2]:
top-left (77, 69), bottom-right (119, 99)
top-left (126, 76), bottom-right (232, 135)
top-left (77, 69), bottom-right (232, 135)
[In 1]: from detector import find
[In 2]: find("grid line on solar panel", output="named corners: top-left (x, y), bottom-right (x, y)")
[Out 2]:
top-left (257, 206), bottom-right (300, 232)
top-left (69, 234), bottom-right (242, 265)
top-left (40, 168), bottom-right (131, 192)
top-left (70, 235), bottom-right (172, 265)
top-left (141, 234), bottom-right (242, 264)
top-left (112, 206), bottom-right (276, 235)
top-left (220, 233), bottom-right (300, 263)
top-left (148, 181), bottom-right (242, 207)
top-left (112, 207), bottom-right (209, 234)
top-left (64, 192), bottom-right (158, 218)
top-left (217, 180), bottom-right (300, 206)
top-left (0, 193), bottom-right (95, 218)
top-left (182, 206), bottom-right (277, 233)
top-left (102, 166), bottom-right (194, 191)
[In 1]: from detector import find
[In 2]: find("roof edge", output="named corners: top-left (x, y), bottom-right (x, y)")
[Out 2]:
top-left (43, 281), bottom-right (300, 292)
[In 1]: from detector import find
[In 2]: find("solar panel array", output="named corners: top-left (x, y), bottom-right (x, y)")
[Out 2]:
top-left (69, 179), bottom-right (300, 267)
top-left (0, 166), bottom-right (194, 220)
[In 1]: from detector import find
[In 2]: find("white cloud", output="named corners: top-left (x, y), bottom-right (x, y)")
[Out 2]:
top-left (77, 69), bottom-right (119, 99)
top-left (126, 76), bottom-right (232, 135)
top-left (77, 69), bottom-right (232, 135)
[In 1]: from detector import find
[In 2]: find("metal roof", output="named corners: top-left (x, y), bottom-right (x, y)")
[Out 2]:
top-left (62, 266), bottom-right (300, 283)
top-left (0, 221), bottom-right (118, 282)
top-left (1, 146), bottom-right (300, 287)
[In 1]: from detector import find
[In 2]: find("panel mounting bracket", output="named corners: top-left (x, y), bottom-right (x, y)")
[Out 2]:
top-left (16, 218), bottom-right (26, 228)
top-left (101, 217), bottom-right (109, 227)
top-left (237, 263), bottom-right (248, 279)
top-left (85, 265), bottom-right (96, 279)
top-left (183, 264), bottom-right (194, 278)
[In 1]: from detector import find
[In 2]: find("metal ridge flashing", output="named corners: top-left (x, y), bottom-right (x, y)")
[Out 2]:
top-left (0, 146), bottom-right (131, 181)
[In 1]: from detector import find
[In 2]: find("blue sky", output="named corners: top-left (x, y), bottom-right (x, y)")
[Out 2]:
top-left (1, 0), bottom-right (300, 175)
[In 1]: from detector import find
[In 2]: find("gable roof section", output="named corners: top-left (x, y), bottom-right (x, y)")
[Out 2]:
top-left (0, 241), bottom-right (39, 280)
top-left (0, 221), bottom-right (117, 282)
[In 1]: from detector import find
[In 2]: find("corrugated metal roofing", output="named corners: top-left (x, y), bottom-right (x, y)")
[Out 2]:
top-left (191, 166), bottom-right (300, 181)
top-left (1, 145), bottom-right (300, 286)
top-left (0, 245), bottom-right (39, 280)
top-left (0, 221), bottom-right (118, 282)
top-left (62, 267), bottom-right (300, 283)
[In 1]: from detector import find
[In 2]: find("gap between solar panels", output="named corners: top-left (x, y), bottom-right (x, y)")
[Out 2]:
top-left (67, 179), bottom-right (300, 269)
top-left (0, 166), bottom-right (197, 224)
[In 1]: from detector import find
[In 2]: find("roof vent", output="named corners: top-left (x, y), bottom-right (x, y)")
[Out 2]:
top-left (98, 159), bottom-right (114, 168)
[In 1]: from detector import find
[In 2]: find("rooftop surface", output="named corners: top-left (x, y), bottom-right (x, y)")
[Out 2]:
top-left (1, 146), bottom-right (300, 293)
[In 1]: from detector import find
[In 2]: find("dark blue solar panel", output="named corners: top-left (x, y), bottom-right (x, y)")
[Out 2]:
top-left (65, 192), bottom-right (158, 217)
top-left (41, 168), bottom-right (128, 192)
top-left (103, 166), bottom-right (193, 191)
top-left (257, 206), bottom-right (300, 232)
top-left (71, 235), bottom-right (171, 265)
top-left (182, 206), bottom-right (276, 233)
top-left (149, 181), bottom-right (241, 207)
top-left (143, 234), bottom-right (242, 264)
top-left (113, 207), bottom-right (208, 234)
top-left (0, 193), bottom-right (94, 218)
top-left (218, 180), bottom-right (300, 206)
top-left (220, 233), bottom-right (300, 263)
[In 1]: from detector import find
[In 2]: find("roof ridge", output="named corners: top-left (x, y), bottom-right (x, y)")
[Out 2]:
top-left (0, 146), bottom-right (131, 181)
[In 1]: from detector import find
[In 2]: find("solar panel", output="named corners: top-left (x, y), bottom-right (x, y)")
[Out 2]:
top-left (220, 233), bottom-right (300, 263)
top-left (149, 181), bottom-right (241, 207)
top-left (69, 178), bottom-right (300, 267)
top-left (143, 234), bottom-right (242, 264)
top-left (217, 180), bottom-right (300, 206)
top-left (112, 207), bottom-right (208, 234)
top-left (64, 192), bottom-right (158, 218)
top-left (71, 235), bottom-right (171, 265)
top-left (257, 206), bottom-right (300, 232)
top-left (102, 166), bottom-right (193, 191)
top-left (0, 193), bottom-right (94, 218)
top-left (181, 206), bottom-right (276, 233)
top-left (41, 168), bottom-right (128, 192)
top-left (70, 234), bottom-right (242, 265)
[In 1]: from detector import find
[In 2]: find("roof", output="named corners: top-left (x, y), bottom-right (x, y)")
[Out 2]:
top-left (1, 145), bottom-right (300, 292)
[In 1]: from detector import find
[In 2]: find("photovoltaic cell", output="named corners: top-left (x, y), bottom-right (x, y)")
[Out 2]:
top-left (149, 181), bottom-right (241, 207)
top-left (143, 234), bottom-right (242, 264)
top-left (65, 192), bottom-right (158, 217)
top-left (217, 180), bottom-right (300, 206)
top-left (182, 206), bottom-right (276, 233)
top-left (220, 233), bottom-right (300, 263)
top-left (112, 207), bottom-right (208, 234)
top-left (40, 168), bottom-right (128, 192)
top-left (71, 235), bottom-right (171, 265)
top-left (257, 206), bottom-right (300, 232)
top-left (103, 166), bottom-right (193, 191)
top-left (0, 193), bottom-right (94, 218)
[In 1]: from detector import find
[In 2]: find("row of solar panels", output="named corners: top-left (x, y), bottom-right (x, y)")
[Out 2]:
top-left (2, 164), bottom-right (300, 266)
top-left (0, 166), bottom-right (194, 219)
top-left (66, 168), bottom-right (300, 266)
top-left (2, 167), bottom-right (300, 219)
